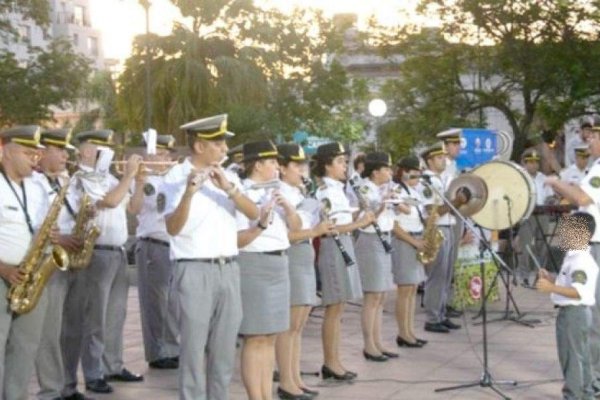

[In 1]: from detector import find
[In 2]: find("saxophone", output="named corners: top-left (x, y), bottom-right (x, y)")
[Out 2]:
top-left (68, 193), bottom-right (101, 269)
top-left (8, 182), bottom-right (70, 314)
top-left (416, 202), bottom-right (445, 265)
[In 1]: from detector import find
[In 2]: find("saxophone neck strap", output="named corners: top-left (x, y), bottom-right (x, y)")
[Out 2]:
top-left (44, 174), bottom-right (76, 219)
top-left (398, 180), bottom-right (426, 224)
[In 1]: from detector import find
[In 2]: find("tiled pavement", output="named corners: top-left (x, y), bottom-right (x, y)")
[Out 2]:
top-left (33, 280), bottom-right (565, 400)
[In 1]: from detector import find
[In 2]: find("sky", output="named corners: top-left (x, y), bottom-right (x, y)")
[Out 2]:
top-left (90, 0), bottom-right (420, 61)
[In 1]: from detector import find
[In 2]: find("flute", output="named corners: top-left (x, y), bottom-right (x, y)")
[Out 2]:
top-left (320, 199), bottom-right (355, 267)
top-left (348, 177), bottom-right (393, 254)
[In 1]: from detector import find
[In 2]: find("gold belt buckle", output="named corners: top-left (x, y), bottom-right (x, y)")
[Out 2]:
top-left (218, 256), bottom-right (226, 266)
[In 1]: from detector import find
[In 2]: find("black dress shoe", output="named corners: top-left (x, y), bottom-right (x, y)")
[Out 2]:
top-left (363, 350), bottom-right (388, 362)
top-left (301, 386), bottom-right (319, 396)
top-left (169, 356), bottom-right (179, 363)
top-left (106, 368), bottom-right (144, 382)
top-left (424, 322), bottom-right (450, 333)
top-left (382, 350), bottom-right (399, 358)
top-left (441, 319), bottom-right (461, 330)
top-left (273, 370), bottom-right (280, 382)
top-left (321, 365), bottom-right (355, 381)
top-left (416, 338), bottom-right (428, 345)
top-left (64, 391), bottom-right (95, 400)
top-left (277, 387), bottom-right (312, 399)
top-left (85, 379), bottom-right (113, 394)
top-left (446, 306), bottom-right (463, 318)
top-left (149, 358), bottom-right (179, 369)
top-left (396, 336), bottom-right (423, 348)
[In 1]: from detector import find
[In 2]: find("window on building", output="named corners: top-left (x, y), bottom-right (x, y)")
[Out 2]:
top-left (88, 36), bottom-right (98, 56)
top-left (74, 5), bottom-right (85, 26)
top-left (18, 25), bottom-right (31, 43)
top-left (73, 33), bottom-right (79, 46)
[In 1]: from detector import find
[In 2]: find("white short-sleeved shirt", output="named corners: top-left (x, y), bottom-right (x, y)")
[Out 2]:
top-left (133, 175), bottom-right (169, 242)
top-left (560, 164), bottom-right (587, 186)
top-left (579, 160), bottom-right (600, 243)
top-left (0, 173), bottom-right (49, 265)
top-left (565, 136), bottom-right (593, 168)
top-left (279, 181), bottom-right (319, 230)
top-left (531, 172), bottom-right (554, 206)
top-left (315, 177), bottom-right (357, 226)
top-left (75, 166), bottom-right (128, 246)
top-left (31, 171), bottom-right (77, 235)
top-left (394, 182), bottom-right (424, 233)
top-left (163, 158), bottom-right (242, 259)
top-left (551, 248), bottom-right (598, 306)
top-left (236, 179), bottom-right (290, 252)
top-left (441, 157), bottom-right (458, 184)
top-left (356, 179), bottom-right (394, 233)
top-left (418, 169), bottom-right (455, 226)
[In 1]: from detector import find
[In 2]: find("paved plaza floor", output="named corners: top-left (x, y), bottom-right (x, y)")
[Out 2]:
top-left (34, 281), bottom-right (565, 400)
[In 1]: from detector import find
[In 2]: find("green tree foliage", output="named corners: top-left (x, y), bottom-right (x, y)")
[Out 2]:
top-left (74, 71), bottom-right (125, 136)
top-left (118, 1), bottom-right (364, 145)
top-left (378, 0), bottom-right (600, 158)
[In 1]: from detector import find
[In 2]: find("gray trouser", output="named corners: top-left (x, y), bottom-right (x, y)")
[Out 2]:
top-left (35, 271), bottom-right (68, 400)
top-left (0, 278), bottom-right (48, 400)
top-left (556, 306), bottom-right (594, 400)
top-left (517, 216), bottom-right (548, 280)
top-left (588, 244), bottom-right (600, 383)
top-left (61, 269), bottom-right (87, 396)
top-left (424, 226), bottom-right (457, 324)
top-left (136, 239), bottom-right (179, 362)
top-left (81, 248), bottom-right (129, 381)
top-left (172, 259), bottom-right (242, 400)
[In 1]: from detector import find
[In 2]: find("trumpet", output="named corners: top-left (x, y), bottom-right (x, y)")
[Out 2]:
top-left (112, 160), bottom-right (178, 176)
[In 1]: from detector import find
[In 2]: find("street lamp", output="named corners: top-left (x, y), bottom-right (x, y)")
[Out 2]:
top-left (139, 0), bottom-right (152, 131)
top-left (368, 98), bottom-right (387, 148)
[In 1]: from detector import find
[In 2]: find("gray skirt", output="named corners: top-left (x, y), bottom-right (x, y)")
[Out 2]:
top-left (288, 242), bottom-right (318, 306)
top-left (391, 235), bottom-right (426, 285)
top-left (238, 252), bottom-right (290, 335)
top-left (355, 232), bottom-right (394, 292)
top-left (317, 235), bottom-right (362, 306)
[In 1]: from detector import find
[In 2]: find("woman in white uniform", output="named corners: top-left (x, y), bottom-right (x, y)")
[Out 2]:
top-left (313, 142), bottom-right (374, 381)
top-left (237, 140), bottom-right (302, 400)
top-left (353, 152), bottom-right (398, 361)
top-left (391, 156), bottom-right (428, 348)
top-left (275, 143), bottom-right (333, 399)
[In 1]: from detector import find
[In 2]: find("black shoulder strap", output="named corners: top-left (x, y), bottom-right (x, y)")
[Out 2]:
top-left (398, 181), bottom-right (426, 224)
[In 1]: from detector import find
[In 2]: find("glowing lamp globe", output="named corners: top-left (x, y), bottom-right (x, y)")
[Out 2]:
top-left (368, 99), bottom-right (387, 117)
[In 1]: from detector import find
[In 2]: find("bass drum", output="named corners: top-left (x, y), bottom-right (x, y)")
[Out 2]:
top-left (470, 161), bottom-right (536, 230)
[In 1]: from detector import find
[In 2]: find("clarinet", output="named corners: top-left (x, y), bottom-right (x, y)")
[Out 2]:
top-left (320, 199), bottom-right (355, 267)
top-left (348, 177), bottom-right (393, 254)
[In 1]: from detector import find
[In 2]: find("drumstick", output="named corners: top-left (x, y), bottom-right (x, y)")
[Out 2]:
top-left (525, 244), bottom-right (542, 271)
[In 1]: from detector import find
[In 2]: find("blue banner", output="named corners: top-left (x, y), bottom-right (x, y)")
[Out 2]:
top-left (455, 128), bottom-right (497, 170)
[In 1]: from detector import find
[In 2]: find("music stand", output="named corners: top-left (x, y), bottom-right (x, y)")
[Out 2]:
top-left (422, 179), bottom-right (517, 399)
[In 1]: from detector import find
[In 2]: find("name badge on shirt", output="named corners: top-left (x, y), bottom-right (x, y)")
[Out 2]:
top-left (4, 205), bottom-right (18, 211)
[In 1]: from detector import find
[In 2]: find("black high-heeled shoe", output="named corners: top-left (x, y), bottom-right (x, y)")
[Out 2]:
top-left (396, 336), bottom-right (423, 348)
top-left (363, 350), bottom-right (388, 362)
top-left (382, 350), bottom-right (399, 358)
top-left (277, 387), bottom-right (312, 400)
top-left (321, 365), bottom-right (355, 381)
top-left (301, 386), bottom-right (319, 397)
top-left (416, 338), bottom-right (428, 345)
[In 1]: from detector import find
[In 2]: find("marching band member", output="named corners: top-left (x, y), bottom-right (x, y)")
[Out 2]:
top-left (516, 149), bottom-right (554, 287)
top-left (275, 143), bottom-right (332, 399)
top-left (65, 130), bottom-right (143, 396)
top-left (129, 134), bottom-right (179, 370)
top-left (546, 126), bottom-right (600, 392)
top-left (0, 126), bottom-right (50, 399)
top-left (437, 129), bottom-right (464, 318)
top-left (354, 152), bottom-right (397, 362)
top-left (392, 155), bottom-right (428, 348)
top-left (236, 140), bottom-right (301, 400)
top-left (32, 129), bottom-right (91, 400)
top-left (313, 142), bottom-right (374, 381)
top-left (163, 114), bottom-right (258, 400)
top-left (419, 143), bottom-right (466, 334)
top-left (560, 145), bottom-right (590, 186)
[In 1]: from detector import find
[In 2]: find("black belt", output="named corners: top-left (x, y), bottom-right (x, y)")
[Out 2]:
top-left (320, 233), bottom-right (351, 238)
top-left (409, 231), bottom-right (423, 237)
top-left (554, 304), bottom-right (586, 309)
top-left (139, 237), bottom-right (170, 247)
top-left (176, 257), bottom-right (236, 265)
top-left (94, 245), bottom-right (123, 252)
top-left (260, 250), bottom-right (287, 256)
top-left (438, 225), bottom-right (452, 228)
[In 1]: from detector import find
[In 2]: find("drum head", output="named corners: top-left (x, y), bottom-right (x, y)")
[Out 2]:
top-left (470, 161), bottom-right (536, 230)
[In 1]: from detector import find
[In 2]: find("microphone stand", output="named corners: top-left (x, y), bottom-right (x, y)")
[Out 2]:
top-left (421, 179), bottom-right (517, 400)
